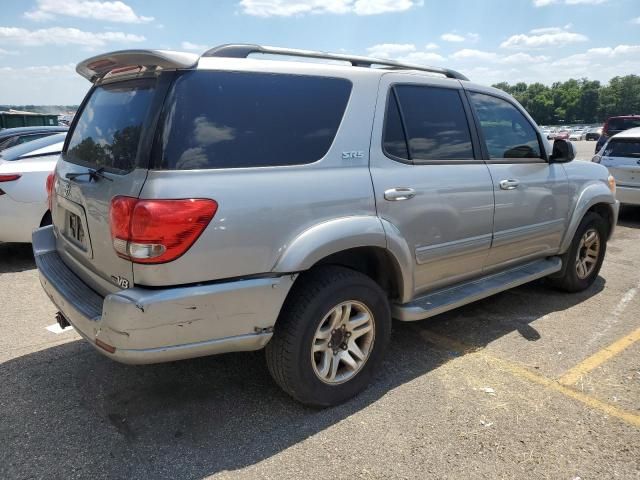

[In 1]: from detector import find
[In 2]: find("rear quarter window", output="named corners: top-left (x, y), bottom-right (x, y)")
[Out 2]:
top-left (156, 71), bottom-right (352, 169)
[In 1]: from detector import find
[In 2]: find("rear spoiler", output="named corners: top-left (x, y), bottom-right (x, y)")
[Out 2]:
top-left (76, 49), bottom-right (199, 83)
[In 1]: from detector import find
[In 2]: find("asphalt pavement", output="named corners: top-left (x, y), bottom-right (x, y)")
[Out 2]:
top-left (0, 181), bottom-right (638, 479)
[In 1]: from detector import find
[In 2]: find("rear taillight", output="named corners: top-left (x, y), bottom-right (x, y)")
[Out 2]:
top-left (109, 196), bottom-right (218, 264)
top-left (0, 174), bottom-right (21, 182)
top-left (46, 173), bottom-right (55, 211)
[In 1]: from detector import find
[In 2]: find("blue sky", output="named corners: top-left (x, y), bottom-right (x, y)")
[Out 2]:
top-left (1, 0), bottom-right (639, 104)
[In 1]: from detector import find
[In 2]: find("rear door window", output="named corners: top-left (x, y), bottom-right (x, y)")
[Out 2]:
top-left (65, 78), bottom-right (156, 172)
top-left (157, 71), bottom-right (352, 169)
top-left (469, 92), bottom-right (542, 160)
top-left (383, 85), bottom-right (474, 162)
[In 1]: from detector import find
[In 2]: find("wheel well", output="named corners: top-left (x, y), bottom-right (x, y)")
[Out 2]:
top-left (312, 247), bottom-right (402, 301)
top-left (586, 203), bottom-right (613, 237)
top-left (39, 210), bottom-right (52, 227)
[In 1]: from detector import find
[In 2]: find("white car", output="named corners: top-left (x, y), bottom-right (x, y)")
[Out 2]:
top-left (569, 129), bottom-right (585, 141)
top-left (0, 133), bottom-right (65, 243)
top-left (593, 127), bottom-right (640, 205)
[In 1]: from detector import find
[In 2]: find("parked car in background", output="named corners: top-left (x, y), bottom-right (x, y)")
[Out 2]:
top-left (0, 126), bottom-right (68, 152)
top-left (595, 115), bottom-right (640, 153)
top-left (585, 126), bottom-right (602, 141)
top-left (593, 127), bottom-right (640, 205)
top-left (569, 129), bottom-right (585, 141)
top-left (556, 130), bottom-right (570, 140)
top-left (0, 133), bottom-right (65, 243)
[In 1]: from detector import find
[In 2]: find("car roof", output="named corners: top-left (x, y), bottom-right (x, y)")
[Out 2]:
top-left (612, 126), bottom-right (640, 139)
top-left (0, 125), bottom-right (68, 137)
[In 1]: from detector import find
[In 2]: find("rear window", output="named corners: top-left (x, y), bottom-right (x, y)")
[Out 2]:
top-left (607, 117), bottom-right (640, 132)
top-left (156, 71), bottom-right (352, 169)
top-left (604, 139), bottom-right (640, 158)
top-left (65, 78), bottom-right (156, 172)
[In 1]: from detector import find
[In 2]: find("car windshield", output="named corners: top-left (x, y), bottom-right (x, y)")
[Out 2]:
top-left (0, 133), bottom-right (66, 161)
top-left (603, 139), bottom-right (640, 158)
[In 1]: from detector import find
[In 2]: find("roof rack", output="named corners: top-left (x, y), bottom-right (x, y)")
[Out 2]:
top-left (202, 44), bottom-right (469, 81)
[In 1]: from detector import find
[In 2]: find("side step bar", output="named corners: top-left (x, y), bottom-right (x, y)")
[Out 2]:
top-left (393, 257), bottom-right (562, 321)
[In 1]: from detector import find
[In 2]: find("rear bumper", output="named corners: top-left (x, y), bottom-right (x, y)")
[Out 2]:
top-left (33, 226), bottom-right (295, 364)
top-left (616, 185), bottom-right (640, 206)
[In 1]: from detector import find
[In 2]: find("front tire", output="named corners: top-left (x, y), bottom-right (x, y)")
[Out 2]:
top-left (548, 212), bottom-right (608, 292)
top-left (266, 266), bottom-right (391, 407)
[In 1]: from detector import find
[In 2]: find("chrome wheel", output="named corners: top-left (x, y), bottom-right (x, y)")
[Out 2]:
top-left (575, 228), bottom-right (600, 279)
top-left (311, 300), bottom-right (375, 385)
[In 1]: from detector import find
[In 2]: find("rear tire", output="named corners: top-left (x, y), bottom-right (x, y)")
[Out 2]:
top-left (265, 266), bottom-right (391, 407)
top-left (548, 212), bottom-right (608, 292)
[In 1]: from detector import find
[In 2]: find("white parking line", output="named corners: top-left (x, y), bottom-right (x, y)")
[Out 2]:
top-left (45, 323), bottom-right (74, 334)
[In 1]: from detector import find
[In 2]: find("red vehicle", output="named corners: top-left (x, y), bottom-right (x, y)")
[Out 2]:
top-left (595, 114), bottom-right (640, 152)
top-left (555, 130), bottom-right (570, 140)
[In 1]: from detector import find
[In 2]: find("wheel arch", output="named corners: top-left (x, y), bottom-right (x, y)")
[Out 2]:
top-left (559, 182), bottom-right (618, 254)
top-left (272, 216), bottom-right (413, 303)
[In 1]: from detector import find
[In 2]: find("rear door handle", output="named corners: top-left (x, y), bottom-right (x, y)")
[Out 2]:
top-left (499, 179), bottom-right (520, 190)
top-left (384, 187), bottom-right (416, 201)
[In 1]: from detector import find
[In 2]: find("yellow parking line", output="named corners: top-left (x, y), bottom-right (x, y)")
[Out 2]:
top-left (558, 326), bottom-right (640, 387)
top-left (418, 329), bottom-right (640, 428)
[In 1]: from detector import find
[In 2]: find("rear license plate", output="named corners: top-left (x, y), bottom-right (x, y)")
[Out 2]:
top-left (68, 212), bottom-right (86, 246)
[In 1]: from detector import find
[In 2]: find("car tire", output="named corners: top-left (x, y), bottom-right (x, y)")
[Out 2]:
top-left (548, 212), bottom-right (608, 293)
top-left (265, 265), bottom-right (391, 407)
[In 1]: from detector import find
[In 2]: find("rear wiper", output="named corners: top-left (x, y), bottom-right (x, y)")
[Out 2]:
top-left (66, 167), bottom-right (113, 182)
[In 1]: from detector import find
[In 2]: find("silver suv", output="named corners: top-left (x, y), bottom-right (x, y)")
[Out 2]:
top-left (34, 44), bottom-right (619, 406)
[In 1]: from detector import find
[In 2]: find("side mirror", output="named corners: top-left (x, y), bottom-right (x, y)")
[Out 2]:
top-left (550, 139), bottom-right (575, 163)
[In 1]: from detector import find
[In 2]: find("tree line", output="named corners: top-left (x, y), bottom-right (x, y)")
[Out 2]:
top-left (492, 75), bottom-right (640, 125)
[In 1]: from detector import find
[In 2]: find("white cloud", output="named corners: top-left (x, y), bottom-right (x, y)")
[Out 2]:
top-left (440, 32), bottom-right (479, 43)
top-left (0, 48), bottom-right (18, 56)
top-left (366, 43), bottom-right (443, 63)
top-left (450, 49), bottom-right (549, 64)
top-left (367, 43), bottom-right (416, 58)
top-left (534, 0), bottom-right (607, 5)
top-left (500, 29), bottom-right (588, 49)
top-left (238, 0), bottom-right (422, 17)
top-left (631, 16), bottom-right (640, 24)
top-left (440, 33), bottom-right (464, 42)
top-left (0, 64), bottom-right (88, 104)
top-left (424, 42), bottom-right (439, 50)
top-left (24, 0), bottom-right (153, 23)
top-left (181, 41), bottom-right (208, 51)
top-left (0, 26), bottom-right (145, 47)
top-left (400, 51), bottom-right (445, 63)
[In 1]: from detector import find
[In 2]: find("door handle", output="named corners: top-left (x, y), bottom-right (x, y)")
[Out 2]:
top-left (384, 187), bottom-right (416, 201)
top-left (499, 179), bottom-right (520, 190)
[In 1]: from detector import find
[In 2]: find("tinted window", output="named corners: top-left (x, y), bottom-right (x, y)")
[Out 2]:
top-left (390, 85), bottom-right (473, 161)
top-left (608, 118), bottom-right (640, 132)
top-left (383, 92), bottom-right (409, 159)
top-left (65, 78), bottom-right (156, 172)
top-left (604, 139), bottom-right (640, 158)
top-left (469, 92), bottom-right (541, 160)
top-left (16, 133), bottom-right (50, 145)
top-left (158, 71), bottom-right (352, 169)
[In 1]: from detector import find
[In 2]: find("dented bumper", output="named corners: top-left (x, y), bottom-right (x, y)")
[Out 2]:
top-left (33, 226), bottom-right (295, 364)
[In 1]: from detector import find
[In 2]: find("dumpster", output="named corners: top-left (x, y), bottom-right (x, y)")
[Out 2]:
top-left (0, 110), bottom-right (59, 129)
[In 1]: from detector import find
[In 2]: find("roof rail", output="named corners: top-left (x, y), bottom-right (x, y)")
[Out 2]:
top-left (202, 44), bottom-right (469, 81)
